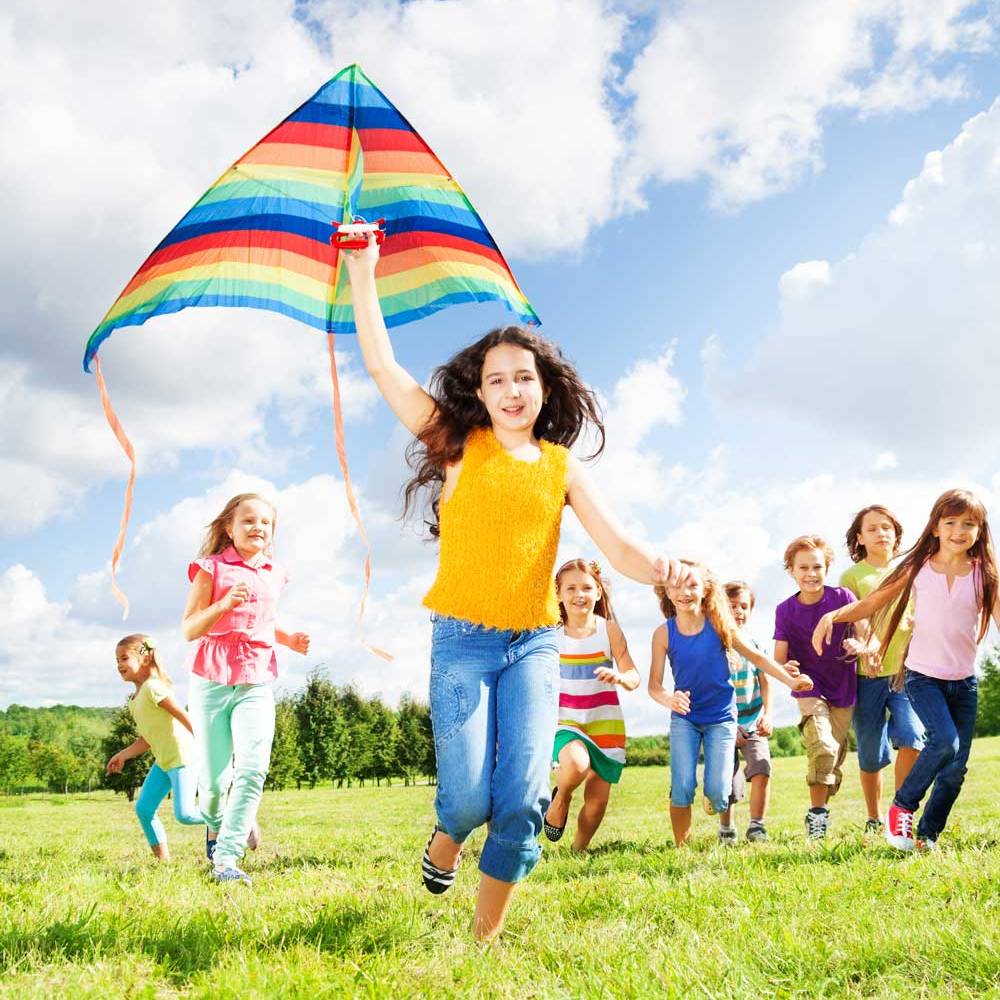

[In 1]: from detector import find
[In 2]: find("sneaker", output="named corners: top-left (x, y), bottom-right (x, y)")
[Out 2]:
top-left (864, 817), bottom-right (884, 835)
top-left (915, 837), bottom-right (938, 852)
top-left (212, 865), bottom-right (252, 885)
top-left (746, 820), bottom-right (768, 843)
top-left (702, 795), bottom-right (717, 817)
top-left (885, 803), bottom-right (915, 851)
top-left (805, 808), bottom-right (829, 840)
top-left (246, 821), bottom-right (261, 852)
top-left (718, 826), bottom-right (737, 846)
top-left (205, 828), bottom-right (217, 863)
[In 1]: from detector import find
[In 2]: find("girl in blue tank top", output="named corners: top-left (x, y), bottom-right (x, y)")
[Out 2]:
top-left (649, 560), bottom-right (813, 846)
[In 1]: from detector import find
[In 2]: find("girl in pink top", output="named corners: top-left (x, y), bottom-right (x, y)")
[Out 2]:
top-left (814, 489), bottom-right (999, 851)
top-left (181, 492), bottom-right (310, 884)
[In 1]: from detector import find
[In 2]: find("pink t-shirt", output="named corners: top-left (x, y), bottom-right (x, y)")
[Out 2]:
top-left (905, 560), bottom-right (982, 680)
top-left (185, 546), bottom-right (288, 686)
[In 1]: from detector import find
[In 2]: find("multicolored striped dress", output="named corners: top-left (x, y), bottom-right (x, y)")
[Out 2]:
top-left (552, 618), bottom-right (626, 784)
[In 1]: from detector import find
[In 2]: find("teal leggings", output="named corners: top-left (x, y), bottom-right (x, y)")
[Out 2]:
top-left (134, 763), bottom-right (203, 847)
top-left (189, 676), bottom-right (275, 868)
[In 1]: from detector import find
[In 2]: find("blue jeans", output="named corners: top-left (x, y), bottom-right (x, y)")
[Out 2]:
top-left (893, 670), bottom-right (978, 840)
top-left (429, 615), bottom-right (559, 883)
top-left (134, 763), bottom-right (203, 847)
top-left (188, 675), bottom-right (275, 868)
top-left (669, 715), bottom-right (737, 813)
top-left (854, 675), bottom-right (925, 772)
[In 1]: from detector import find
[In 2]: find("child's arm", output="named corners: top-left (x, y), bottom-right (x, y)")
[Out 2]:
top-left (181, 570), bottom-right (251, 641)
top-left (811, 579), bottom-right (905, 653)
top-left (594, 620), bottom-right (640, 691)
top-left (566, 458), bottom-right (689, 586)
top-left (342, 236), bottom-right (437, 436)
top-left (276, 628), bottom-right (311, 655)
top-left (734, 634), bottom-right (812, 692)
top-left (106, 736), bottom-right (150, 774)
top-left (158, 695), bottom-right (195, 737)
top-left (648, 626), bottom-right (690, 714)
top-left (755, 673), bottom-right (773, 737)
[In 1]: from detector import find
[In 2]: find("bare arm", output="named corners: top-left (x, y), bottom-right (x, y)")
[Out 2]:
top-left (595, 619), bottom-right (640, 691)
top-left (276, 628), bottom-right (311, 655)
top-left (106, 736), bottom-right (150, 773)
top-left (566, 457), bottom-right (688, 587)
top-left (648, 626), bottom-right (690, 713)
top-left (181, 570), bottom-right (247, 642)
top-left (158, 695), bottom-right (195, 737)
top-left (734, 634), bottom-right (812, 692)
top-left (342, 237), bottom-right (437, 436)
top-left (756, 673), bottom-right (773, 736)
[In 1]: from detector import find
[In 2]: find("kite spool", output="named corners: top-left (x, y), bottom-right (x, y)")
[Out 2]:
top-left (331, 217), bottom-right (385, 250)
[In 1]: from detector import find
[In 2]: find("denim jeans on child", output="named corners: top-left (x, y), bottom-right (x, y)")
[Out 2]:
top-left (894, 669), bottom-right (978, 841)
top-left (134, 763), bottom-right (203, 847)
top-left (429, 615), bottom-right (560, 883)
top-left (854, 675), bottom-right (925, 773)
top-left (188, 675), bottom-right (275, 868)
top-left (669, 715), bottom-right (737, 814)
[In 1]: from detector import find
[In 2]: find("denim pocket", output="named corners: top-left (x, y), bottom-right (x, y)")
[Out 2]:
top-left (961, 675), bottom-right (979, 692)
top-left (429, 663), bottom-right (468, 749)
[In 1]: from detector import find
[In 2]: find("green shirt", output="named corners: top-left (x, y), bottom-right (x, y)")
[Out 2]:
top-left (839, 560), bottom-right (911, 678)
top-left (128, 678), bottom-right (194, 771)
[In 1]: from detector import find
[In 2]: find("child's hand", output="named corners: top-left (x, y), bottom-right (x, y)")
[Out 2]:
top-left (669, 689), bottom-right (691, 715)
top-left (811, 612), bottom-right (836, 655)
top-left (288, 632), bottom-right (310, 655)
top-left (651, 557), bottom-right (694, 587)
top-left (221, 583), bottom-right (251, 611)
top-left (735, 727), bottom-right (748, 748)
top-left (106, 754), bottom-right (124, 775)
top-left (594, 666), bottom-right (625, 686)
top-left (755, 714), bottom-right (774, 737)
top-left (791, 674), bottom-right (813, 693)
top-left (342, 232), bottom-right (381, 282)
top-left (784, 659), bottom-right (801, 677)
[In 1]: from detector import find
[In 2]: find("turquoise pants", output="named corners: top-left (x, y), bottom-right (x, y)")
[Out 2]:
top-left (134, 763), bottom-right (203, 847)
top-left (189, 676), bottom-right (275, 868)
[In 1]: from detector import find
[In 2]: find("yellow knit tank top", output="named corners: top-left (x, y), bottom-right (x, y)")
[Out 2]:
top-left (423, 427), bottom-right (569, 630)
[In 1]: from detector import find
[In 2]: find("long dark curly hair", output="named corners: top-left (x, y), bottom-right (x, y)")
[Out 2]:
top-left (403, 326), bottom-right (604, 536)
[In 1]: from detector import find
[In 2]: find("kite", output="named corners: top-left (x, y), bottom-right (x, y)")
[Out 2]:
top-left (84, 63), bottom-right (539, 649)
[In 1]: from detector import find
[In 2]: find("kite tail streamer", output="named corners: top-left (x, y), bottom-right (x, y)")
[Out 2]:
top-left (94, 358), bottom-right (135, 620)
top-left (326, 331), bottom-right (392, 661)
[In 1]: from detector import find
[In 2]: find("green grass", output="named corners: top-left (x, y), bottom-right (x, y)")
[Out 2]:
top-left (3, 741), bottom-right (1000, 999)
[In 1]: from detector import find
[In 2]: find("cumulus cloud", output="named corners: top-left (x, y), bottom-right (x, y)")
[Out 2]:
top-left (624, 0), bottom-right (992, 209)
top-left (732, 98), bottom-right (1000, 462)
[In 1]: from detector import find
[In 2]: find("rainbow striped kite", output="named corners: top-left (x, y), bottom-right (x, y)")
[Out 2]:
top-left (84, 63), bottom-right (538, 637)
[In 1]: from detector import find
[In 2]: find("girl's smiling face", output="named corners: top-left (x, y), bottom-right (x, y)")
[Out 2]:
top-left (667, 567), bottom-right (705, 614)
top-left (934, 510), bottom-right (981, 557)
top-left (557, 568), bottom-right (601, 620)
top-left (228, 497), bottom-right (274, 559)
top-left (116, 645), bottom-right (148, 685)
top-left (858, 510), bottom-right (898, 561)
top-left (476, 344), bottom-right (546, 434)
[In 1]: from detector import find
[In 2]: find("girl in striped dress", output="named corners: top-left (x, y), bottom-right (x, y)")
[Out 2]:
top-left (544, 559), bottom-right (639, 851)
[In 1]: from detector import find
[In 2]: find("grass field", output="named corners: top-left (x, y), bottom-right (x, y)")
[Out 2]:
top-left (2, 740), bottom-right (1000, 999)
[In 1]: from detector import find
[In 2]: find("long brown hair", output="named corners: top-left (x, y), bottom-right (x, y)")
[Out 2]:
top-left (845, 504), bottom-right (903, 563)
top-left (116, 633), bottom-right (172, 685)
top-left (198, 493), bottom-right (277, 558)
top-left (872, 489), bottom-right (998, 672)
top-left (655, 559), bottom-right (737, 651)
top-left (555, 558), bottom-right (615, 623)
top-left (403, 326), bottom-right (604, 536)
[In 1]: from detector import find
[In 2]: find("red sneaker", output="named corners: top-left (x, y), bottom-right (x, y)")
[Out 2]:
top-left (885, 803), bottom-right (915, 851)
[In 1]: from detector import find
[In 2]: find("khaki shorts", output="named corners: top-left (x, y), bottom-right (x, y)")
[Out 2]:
top-left (729, 727), bottom-right (772, 803)
top-left (797, 697), bottom-right (854, 796)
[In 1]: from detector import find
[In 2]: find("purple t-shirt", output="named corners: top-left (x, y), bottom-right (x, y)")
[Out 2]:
top-left (774, 586), bottom-right (857, 707)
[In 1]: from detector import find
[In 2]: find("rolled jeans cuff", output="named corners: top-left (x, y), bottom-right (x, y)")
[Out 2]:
top-left (479, 834), bottom-right (541, 883)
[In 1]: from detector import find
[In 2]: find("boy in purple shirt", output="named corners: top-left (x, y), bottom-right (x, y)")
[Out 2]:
top-left (774, 535), bottom-right (857, 840)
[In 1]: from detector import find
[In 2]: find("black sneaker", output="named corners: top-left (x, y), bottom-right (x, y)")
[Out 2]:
top-left (746, 820), bottom-right (768, 843)
top-left (805, 808), bottom-right (829, 840)
top-left (864, 817), bottom-right (884, 835)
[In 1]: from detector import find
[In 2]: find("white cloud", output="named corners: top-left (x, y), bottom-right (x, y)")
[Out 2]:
top-left (624, 0), bottom-right (992, 209)
top-left (733, 98), bottom-right (1000, 462)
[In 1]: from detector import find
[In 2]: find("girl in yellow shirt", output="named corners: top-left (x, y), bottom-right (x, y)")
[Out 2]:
top-left (106, 634), bottom-right (204, 860)
top-left (344, 237), bottom-right (691, 941)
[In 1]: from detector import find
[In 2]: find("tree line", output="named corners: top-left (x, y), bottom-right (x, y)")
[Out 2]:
top-left (4, 648), bottom-right (1000, 796)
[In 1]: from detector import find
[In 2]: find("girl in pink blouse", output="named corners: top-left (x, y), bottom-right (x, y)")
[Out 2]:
top-left (181, 492), bottom-right (310, 884)
top-left (813, 489), bottom-right (999, 852)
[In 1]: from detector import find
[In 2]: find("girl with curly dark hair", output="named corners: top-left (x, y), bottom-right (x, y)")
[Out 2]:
top-left (344, 236), bottom-right (690, 941)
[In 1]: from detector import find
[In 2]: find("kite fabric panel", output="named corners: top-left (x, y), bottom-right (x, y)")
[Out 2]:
top-left (83, 62), bottom-right (538, 371)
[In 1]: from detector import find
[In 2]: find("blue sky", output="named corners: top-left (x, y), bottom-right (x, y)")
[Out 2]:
top-left (2, 1), bottom-right (999, 734)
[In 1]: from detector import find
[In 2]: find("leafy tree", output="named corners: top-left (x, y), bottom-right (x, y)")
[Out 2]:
top-left (0, 732), bottom-right (32, 793)
top-left (395, 696), bottom-right (432, 785)
top-left (336, 686), bottom-right (373, 787)
top-left (770, 725), bottom-right (804, 758)
top-left (30, 741), bottom-right (85, 794)
top-left (267, 695), bottom-right (302, 791)
top-left (366, 697), bottom-right (400, 786)
top-left (295, 669), bottom-right (339, 788)
top-left (100, 706), bottom-right (150, 801)
top-left (975, 646), bottom-right (1000, 737)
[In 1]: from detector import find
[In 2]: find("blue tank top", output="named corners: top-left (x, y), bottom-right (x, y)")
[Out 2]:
top-left (666, 618), bottom-right (736, 726)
